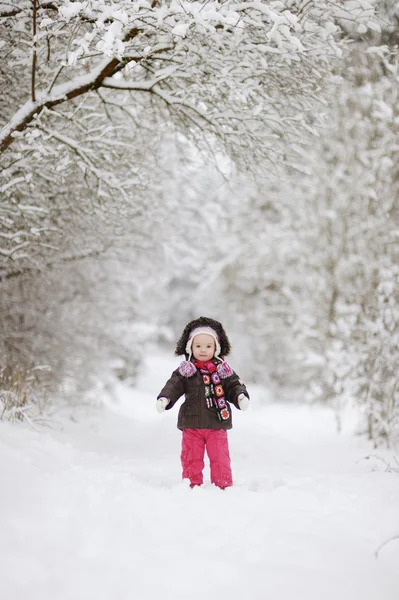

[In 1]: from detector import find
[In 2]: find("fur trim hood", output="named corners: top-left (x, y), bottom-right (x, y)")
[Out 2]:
top-left (175, 317), bottom-right (231, 358)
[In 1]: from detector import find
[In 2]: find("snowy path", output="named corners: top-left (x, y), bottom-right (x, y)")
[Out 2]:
top-left (1, 354), bottom-right (398, 600)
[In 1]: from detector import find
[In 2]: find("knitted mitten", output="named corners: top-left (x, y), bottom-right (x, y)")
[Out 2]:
top-left (178, 361), bottom-right (197, 377)
top-left (156, 397), bottom-right (169, 413)
top-left (238, 393), bottom-right (249, 411)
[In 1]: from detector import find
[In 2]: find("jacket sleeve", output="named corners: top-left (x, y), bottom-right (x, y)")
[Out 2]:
top-left (223, 371), bottom-right (249, 410)
top-left (157, 369), bottom-right (185, 410)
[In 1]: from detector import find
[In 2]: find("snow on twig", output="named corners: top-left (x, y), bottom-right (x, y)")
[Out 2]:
top-left (38, 126), bottom-right (129, 200)
top-left (0, 242), bottom-right (31, 258)
top-left (375, 534), bottom-right (399, 559)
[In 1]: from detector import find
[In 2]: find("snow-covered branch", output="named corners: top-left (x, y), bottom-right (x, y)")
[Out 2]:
top-left (1, 56), bottom-right (126, 152)
top-left (375, 534), bottom-right (399, 559)
top-left (38, 125), bottom-right (130, 200)
top-left (0, 1), bottom-right (379, 156)
top-left (0, 1), bottom-right (59, 19)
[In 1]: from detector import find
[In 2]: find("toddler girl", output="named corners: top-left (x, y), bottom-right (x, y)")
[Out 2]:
top-left (156, 316), bottom-right (249, 489)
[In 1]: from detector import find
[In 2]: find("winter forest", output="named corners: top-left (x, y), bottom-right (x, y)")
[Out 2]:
top-left (1, 0), bottom-right (398, 443)
top-left (1, 2), bottom-right (399, 598)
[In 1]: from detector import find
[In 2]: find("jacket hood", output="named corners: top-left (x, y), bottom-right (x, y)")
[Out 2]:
top-left (175, 316), bottom-right (231, 357)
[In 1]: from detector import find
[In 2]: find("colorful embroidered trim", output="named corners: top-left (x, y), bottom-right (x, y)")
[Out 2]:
top-left (197, 366), bottom-right (230, 421)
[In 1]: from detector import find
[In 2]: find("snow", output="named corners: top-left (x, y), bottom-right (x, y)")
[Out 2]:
top-left (1, 353), bottom-right (398, 600)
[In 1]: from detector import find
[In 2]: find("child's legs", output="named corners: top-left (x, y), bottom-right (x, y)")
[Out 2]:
top-left (205, 429), bottom-right (233, 488)
top-left (181, 428), bottom-right (206, 486)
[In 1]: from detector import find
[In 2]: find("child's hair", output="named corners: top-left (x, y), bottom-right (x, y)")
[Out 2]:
top-left (175, 317), bottom-right (231, 358)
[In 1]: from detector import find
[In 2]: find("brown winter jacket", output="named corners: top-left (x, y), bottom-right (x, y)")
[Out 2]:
top-left (157, 364), bottom-right (249, 431)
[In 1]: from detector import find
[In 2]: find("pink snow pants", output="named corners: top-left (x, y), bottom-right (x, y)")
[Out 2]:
top-left (181, 428), bottom-right (233, 488)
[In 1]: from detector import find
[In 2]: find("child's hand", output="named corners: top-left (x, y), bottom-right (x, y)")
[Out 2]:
top-left (156, 397), bottom-right (169, 413)
top-left (238, 393), bottom-right (249, 411)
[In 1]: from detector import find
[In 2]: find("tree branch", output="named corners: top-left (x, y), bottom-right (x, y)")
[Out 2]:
top-left (32, 0), bottom-right (37, 102)
top-left (39, 125), bottom-right (131, 200)
top-left (0, 27), bottom-right (148, 153)
top-left (0, 243), bottom-right (120, 281)
top-left (102, 77), bottom-right (219, 131)
top-left (0, 1), bottom-right (59, 19)
top-left (375, 534), bottom-right (399, 559)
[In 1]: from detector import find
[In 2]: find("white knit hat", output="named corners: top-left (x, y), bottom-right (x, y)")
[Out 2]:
top-left (185, 326), bottom-right (221, 358)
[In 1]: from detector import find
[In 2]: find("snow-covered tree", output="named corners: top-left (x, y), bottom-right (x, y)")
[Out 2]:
top-left (1, 1), bottom-right (379, 272)
top-left (177, 3), bottom-right (399, 450)
top-left (268, 25), bottom-right (399, 444)
top-left (2, 1), bottom-right (388, 415)
top-left (313, 41), bottom-right (399, 446)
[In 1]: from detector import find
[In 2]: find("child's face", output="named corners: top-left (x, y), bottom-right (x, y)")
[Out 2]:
top-left (192, 334), bottom-right (215, 361)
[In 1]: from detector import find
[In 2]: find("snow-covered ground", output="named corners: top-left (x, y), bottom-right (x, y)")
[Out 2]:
top-left (1, 353), bottom-right (398, 600)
